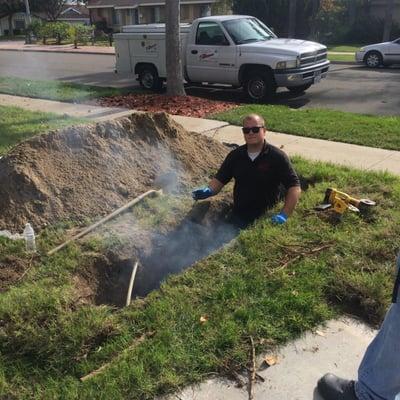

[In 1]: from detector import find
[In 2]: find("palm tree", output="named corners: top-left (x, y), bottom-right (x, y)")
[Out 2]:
top-left (382, 0), bottom-right (395, 42)
top-left (165, 0), bottom-right (186, 96)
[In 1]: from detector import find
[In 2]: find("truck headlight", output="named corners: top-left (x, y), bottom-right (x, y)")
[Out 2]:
top-left (276, 60), bottom-right (298, 69)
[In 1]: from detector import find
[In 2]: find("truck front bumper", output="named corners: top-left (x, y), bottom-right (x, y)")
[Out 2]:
top-left (274, 60), bottom-right (330, 87)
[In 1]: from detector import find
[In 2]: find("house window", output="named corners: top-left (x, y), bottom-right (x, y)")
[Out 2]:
top-left (200, 4), bottom-right (211, 17)
top-left (181, 5), bottom-right (190, 21)
top-left (150, 6), bottom-right (161, 23)
top-left (15, 19), bottom-right (26, 30)
top-left (112, 9), bottom-right (121, 25)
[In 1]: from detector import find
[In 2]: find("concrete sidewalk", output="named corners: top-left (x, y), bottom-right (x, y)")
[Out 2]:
top-left (3, 94), bottom-right (400, 174)
top-left (173, 115), bottom-right (400, 175)
top-left (162, 318), bottom-right (376, 400)
top-left (0, 40), bottom-right (115, 56)
top-left (0, 93), bottom-right (131, 121)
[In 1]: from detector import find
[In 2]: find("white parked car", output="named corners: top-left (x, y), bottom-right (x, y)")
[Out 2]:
top-left (356, 38), bottom-right (400, 67)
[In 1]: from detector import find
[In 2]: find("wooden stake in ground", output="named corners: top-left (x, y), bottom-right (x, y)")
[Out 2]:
top-left (47, 189), bottom-right (163, 256)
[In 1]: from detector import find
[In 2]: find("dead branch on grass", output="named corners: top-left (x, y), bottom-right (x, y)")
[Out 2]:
top-left (80, 331), bottom-right (155, 382)
top-left (268, 243), bottom-right (334, 275)
top-left (247, 336), bottom-right (256, 400)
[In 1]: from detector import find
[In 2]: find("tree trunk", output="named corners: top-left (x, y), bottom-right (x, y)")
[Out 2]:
top-left (165, 0), bottom-right (186, 96)
top-left (288, 0), bottom-right (297, 38)
top-left (348, 0), bottom-right (356, 27)
top-left (309, 0), bottom-right (320, 39)
top-left (382, 0), bottom-right (395, 42)
top-left (8, 14), bottom-right (14, 37)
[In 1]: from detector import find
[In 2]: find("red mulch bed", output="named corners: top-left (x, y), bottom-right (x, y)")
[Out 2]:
top-left (100, 93), bottom-right (240, 118)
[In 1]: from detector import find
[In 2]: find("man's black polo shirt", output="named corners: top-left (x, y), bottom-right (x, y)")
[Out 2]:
top-left (215, 141), bottom-right (300, 221)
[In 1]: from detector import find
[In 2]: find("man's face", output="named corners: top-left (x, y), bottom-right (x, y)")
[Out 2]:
top-left (242, 117), bottom-right (266, 146)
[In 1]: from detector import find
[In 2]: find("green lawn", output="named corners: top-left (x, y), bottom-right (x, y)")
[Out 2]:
top-left (0, 157), bottom-right (399, 399)
top-left (328, 53), bottom-right (356, 62)
top-left (0, 105), bottom-right (86, 155)
top-left (211, 105), bottom-right (400, 151)
top-left (0, 76), bottom-right (130, 103)
top-left (327, 44), bottom-right (363, 52)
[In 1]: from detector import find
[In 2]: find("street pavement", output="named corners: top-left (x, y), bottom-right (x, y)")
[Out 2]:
top-left (0, 50), bottom-right (135, 88)
top-left (0, 49), bottom-right (399, 114)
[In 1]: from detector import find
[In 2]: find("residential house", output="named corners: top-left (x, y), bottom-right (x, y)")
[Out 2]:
top-left (370, 0), bottom-right (400, 25)
top-left (87, 0), bottom-right (217, 32)
top-left (0, 2), bottom-right (89, 36)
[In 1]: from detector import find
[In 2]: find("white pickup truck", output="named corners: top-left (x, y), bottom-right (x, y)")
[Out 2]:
top-left (114, 15), bottom-right (330, 101)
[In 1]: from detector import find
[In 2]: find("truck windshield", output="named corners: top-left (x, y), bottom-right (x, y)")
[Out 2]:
top-left (222, 18), bottom-right (275, 44)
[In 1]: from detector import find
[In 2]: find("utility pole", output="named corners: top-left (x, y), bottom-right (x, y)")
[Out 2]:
top-left (24, 0), bottom-right (32, 44)
top-left (24, 0), bottom-right (32, 25)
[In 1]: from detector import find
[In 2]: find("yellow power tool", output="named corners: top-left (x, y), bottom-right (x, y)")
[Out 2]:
top-left (316, 188), bottom-right (376, 216)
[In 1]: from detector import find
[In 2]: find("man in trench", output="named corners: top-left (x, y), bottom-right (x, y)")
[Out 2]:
top-left (192, 113), bottom-right (301, 226)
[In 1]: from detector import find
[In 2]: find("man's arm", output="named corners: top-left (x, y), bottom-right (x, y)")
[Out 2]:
top-left (208, 178), bottom-right (225, 195)
top-left (281, 186), bottom-right (301, 216)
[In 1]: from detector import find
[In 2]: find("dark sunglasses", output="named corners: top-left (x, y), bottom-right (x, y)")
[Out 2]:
top-left (242, 126), bottom-right (264, 134)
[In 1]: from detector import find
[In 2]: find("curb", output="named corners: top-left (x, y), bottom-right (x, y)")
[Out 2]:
top-left (0, 47), bottom-right (115, 56)
top-left (330, 60), bottom-right (358, 65)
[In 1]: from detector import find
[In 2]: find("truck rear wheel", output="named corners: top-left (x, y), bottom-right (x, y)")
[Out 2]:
top-left (244, 72), bottom-right (276, 102)
top-left (287, 83), bottom-right (312, 94)
top-left (138, 66), bottom-right (163, 91)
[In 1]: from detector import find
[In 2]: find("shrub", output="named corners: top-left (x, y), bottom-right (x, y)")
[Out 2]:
top-left (69, 24), bottom-right (93, 47)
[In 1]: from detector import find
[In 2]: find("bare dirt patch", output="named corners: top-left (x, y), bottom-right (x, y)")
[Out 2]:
top-left (0, 112), bottom-right (228, 231)
top-left (99, 94), bottom-right (240, 118)
top-left (0, 256), bottom-right (30, 292)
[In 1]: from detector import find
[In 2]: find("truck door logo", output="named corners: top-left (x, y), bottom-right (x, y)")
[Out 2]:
top-left (146, 44), bottom-right (157, 52)
top-left (199, 52), bottom-right (214, 60)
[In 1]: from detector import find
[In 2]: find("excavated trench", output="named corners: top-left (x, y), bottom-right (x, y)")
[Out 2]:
top-left (76, 200), bottom-right (238, 307)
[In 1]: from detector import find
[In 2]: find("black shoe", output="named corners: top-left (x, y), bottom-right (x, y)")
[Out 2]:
top-left (318, 373), bottom-right (358, 400)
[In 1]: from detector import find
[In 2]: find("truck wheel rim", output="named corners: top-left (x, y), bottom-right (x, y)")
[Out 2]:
top-left (249, 78), bottom-right (266, 99)
top-left (367, 54), bottom-right (379, 67)
top-left (143, 72), bottom-right (154, 88)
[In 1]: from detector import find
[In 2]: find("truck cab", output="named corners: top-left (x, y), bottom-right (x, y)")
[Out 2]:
top-left (114, 15), bottom-right (330, 101)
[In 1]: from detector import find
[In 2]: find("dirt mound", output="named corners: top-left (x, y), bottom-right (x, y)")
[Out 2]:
top-left (0, 112), bottom-right (228, 230)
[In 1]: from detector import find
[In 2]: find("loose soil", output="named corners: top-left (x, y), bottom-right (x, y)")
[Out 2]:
top-left (99, 93), bottom-right (240, 118)
top-left (0, 112), bottom-right (229, 231)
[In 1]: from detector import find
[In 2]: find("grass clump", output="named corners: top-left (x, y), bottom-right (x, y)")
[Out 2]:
top-left (0, 105), bottom-right (86, 155)
top-left (211, 105), bottom-right (400, 150)
top-left (0, 76), bottom-right (132, 103)
top-left (0, 158), bottom-right (399, 399)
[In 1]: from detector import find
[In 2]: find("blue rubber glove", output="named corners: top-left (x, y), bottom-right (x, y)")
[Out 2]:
top-left (271, 211), bottom-right (288, 225)
top-left (192, 187), bottom-right (214, 200)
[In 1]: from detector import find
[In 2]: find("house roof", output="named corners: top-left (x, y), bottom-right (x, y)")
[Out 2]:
top-left (60, 5), bottom-right (90, 18)
top-left (87, 0), bottom-right (216, 9)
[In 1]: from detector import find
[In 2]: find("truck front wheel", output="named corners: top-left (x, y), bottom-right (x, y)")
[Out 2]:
top-left (138, 66), bottom-right (163, 91)
top-left (287, 83), bottom-right (312, 94)
top-left (244, 72), bottom-right (276, 102)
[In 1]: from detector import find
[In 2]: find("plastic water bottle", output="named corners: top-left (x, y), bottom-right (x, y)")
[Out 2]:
top-left (23, 223), bottom-right (36, 252)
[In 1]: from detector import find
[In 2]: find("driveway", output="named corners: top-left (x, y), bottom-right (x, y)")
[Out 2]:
top-left (187, 64), bottom-right (400, 116)
top-left (0, 51), bottom-right (399, 115)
